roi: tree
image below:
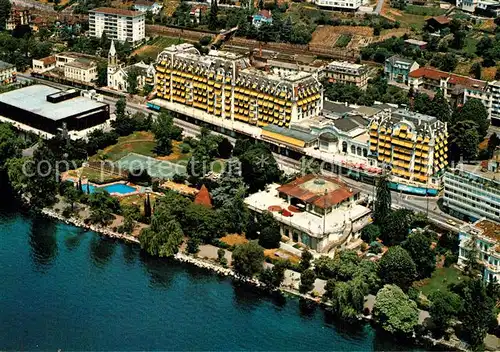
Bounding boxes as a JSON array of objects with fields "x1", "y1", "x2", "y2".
[
  {"x1": 257, "y1": 211, "x2": 281, "y2": 249},
  {"x1": 0, "y1": 0, "x2": 12, "y2": 30},
  {"x1": 453, "y1": 98, "x2": 489, "y2": 139},
  {"x1": 259, "y1": 261, "x2": 286, "y2": 289},
  {"x1": 139, "y1": 199, "x2": 184, "y2": 257},
  {"x1": 119, "y1": 204, "x2": 140, "y2": 234},
  {"x1": 63, "y1": 184, "x2": 80, "y2": 212},
  {"x1": 428, "y1": 90, "x2": 451, "y2": 123},
  {"x1": 402, "y1": 230, "x2": 436, "y2": 279},
  {"x1": 373, "y1": 284, "x2": 419, "y2": 336},
  {"x1": 0, "y1": 123, "x2": 20, "y2": 169},
  {"x1": 232, "y1": 241, "x2": 265, "y2": 277},
  {"x1": 328, "y1": 278, "x2": 366, "y2": 321},
  {"x1": 378, "y1": 246, "x2": 416, "y2": 291},
  {"x1": 239, "y1": 143, "x2": 281, "y2": 193},
  {"x1": 452, "y1": 30, "x2": 467, "y2": 49},
  {"x1": 449, "y1": 120, "x2": 480, "y2": 162},
  {"x1": 153, "y1": 111, "x2": 176, "y2": 155},
  {"x1": 454, "y1": 279, "x2": 496, "y2": 348},
  {"x1": 88, "y1": 190, "x2": 120, "y2": 225},
  {"x1": 115, "y1": 97, "x2": 127, "y2": 119},
  {"x1": 379, "y1": 209, "x2": 415, "y2": 246},
  {"x1": 413, "y1": 93, "x2": 432, "y2": 115},
  {"x1": 208, "y1": 0, "x2": 218, "y2": 30},
  {"x1": 126, "y1": 67, "x2": 141, "y2": 94},
  {"x1": 470, "y1": 62, "x2": 482, "y2": 80},
  {"x1": 299, "y1": 269, "x2": 316, "y2": 294},
  {"x1": 96, "y1": 62, "x2": 108, "y2": 87},
  {"x1": 373, "y1": 175, "x2": 391, "y2": 226},
  {"x1": 463, "y1": 233, "x2": 482, "y2": 277},
  {"x1": 211, "y1": 157, "x2": 245, "y2": 207},
  {"x1": 299, "y1": 249, "x2": 313, "y2": 271},
  {"x1": 217, "y1": 137, "x2": 233, "y2": 159},
  {"x1": 429, "y1": 290, "x2": 462, "y2": 335},
  {"x1": 361, "y1": 224, "x2": 380, "y2": 243}
]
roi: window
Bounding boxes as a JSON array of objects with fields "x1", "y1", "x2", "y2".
[{"x1": 350, "y1": 145, "x2": 355, "y2": 154}]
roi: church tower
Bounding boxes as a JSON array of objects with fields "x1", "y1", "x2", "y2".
[{"x1": 107, "y1": 40, "x2": 118, "y2": 88}]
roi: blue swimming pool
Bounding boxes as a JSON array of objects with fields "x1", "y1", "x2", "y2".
[{"x1": 77, "y1": 182, "x2": 136, "y2": 195}]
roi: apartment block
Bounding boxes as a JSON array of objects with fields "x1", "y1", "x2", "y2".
[
  {"x1": 64, "y1": 59, "x2": 98, "y2": 83},
  {"x1": 88, "y1": 8, "x2": 145, "y2": 47},
  {"x1": 154, "y1": 44, "x2": 323, "y2": 128},
  {"x1": 368, "y1": 109, "x2": 448, "y2": 185},
  {"x1": 443, "y1": 157, "x2": 500, "y2": 222},
  {"x1": 458, "y1": 219, "x2": 500, "y2": 283},
  {"x1": 384, "y1": 55, "x2": 419, "y2": 85},
  {"x1": 0, "y1": 61, "x2": 16, "y2": 85},
  {"x1": 323, "y1": 61, "x2": 369, "y2": 90},
  {"x1": 409, "y1": 67, "x2": 492, "y2": 119},
  {"x1": 315, "y1": 0, "x2": 363, "y2": 11},
  {"x1": 487, "y1": 80, "x2": 500, "y2": 126}
]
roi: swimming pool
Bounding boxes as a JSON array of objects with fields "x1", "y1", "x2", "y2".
[{"x1": 77, "y1": 182, "x2": 136, "y2": 195}]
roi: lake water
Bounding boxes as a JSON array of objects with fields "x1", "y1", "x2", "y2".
[{"x1": 0, "y1": 206, "x2": 416, "y2": 351}]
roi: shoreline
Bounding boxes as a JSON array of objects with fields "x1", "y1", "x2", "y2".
[{"x1": 39, "y1": 207, "x2": 474, "y2": 352}]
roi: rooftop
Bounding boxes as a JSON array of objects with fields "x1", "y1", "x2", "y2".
[
  {"x1": 0, "y1": 85, "x2": 107, "y2": 121},
  {"x1": 65, "y1": 58, "x2": 96, "y2": 70},
  {"x1": 0, "y1": 60, "x2": 14, "y2": 70},
  {"x1": 404, "y1": 39, "x2": 427, "y2": 46},
  {"x1": 323, "y1": 100, "x2": 354, "y2": 115},
  {"x1": 427, "y1": 15, "x2": 450, "y2": 25},
  {"x1": 475, "y1": 219, "x2": 500, "y2": 242},
  {"x1": 386, "y1": 55, "x2": 416, "y2": 66},
  {"x1": 409, "y1": 67, "x2": 487, "y2": 91},
  {"x1": 277, "y1": 174, "x2": 358, "y2": 209},
  {"x1": 89, "y1": 7, "x2": 144, "y2": 17},
  {"x1": 262, "y1": 124, "x2": 317, "y2": 143},
  {"x1": 37, "y1": 56, "x2": 56, "y2": 66}
]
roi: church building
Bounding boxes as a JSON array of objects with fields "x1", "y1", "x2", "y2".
[{"x1": 107, "y1": 40, "x2": 156, "y2": 93}]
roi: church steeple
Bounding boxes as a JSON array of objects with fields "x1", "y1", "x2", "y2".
[{"x1": 108, "y1": 40, "x2": 117, "y2": 67}]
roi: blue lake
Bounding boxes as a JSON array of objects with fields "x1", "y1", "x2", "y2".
[{"x1": 0, "y1": 207, "x2": 418, "y2": 351}]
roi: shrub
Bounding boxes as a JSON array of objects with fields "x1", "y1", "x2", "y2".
[{"x1": 172, "y1": 173, "x2": 187, "y2": 184}]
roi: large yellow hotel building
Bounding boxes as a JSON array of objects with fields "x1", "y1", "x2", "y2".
[
  {"x1": 369, "y1": 109, "x2": 448, "y2": 185},
  {"x1": 154, "y1": 44, "x2": 323, "y2": 128}
]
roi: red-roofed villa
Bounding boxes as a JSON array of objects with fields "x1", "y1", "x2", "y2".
[{"x1": 244, "y1": 174, "x2": 371, "y2": 253}]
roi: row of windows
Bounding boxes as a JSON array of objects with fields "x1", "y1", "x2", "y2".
[{"x1": 445, "y1": 192, "x2": 500, "y2": 217}]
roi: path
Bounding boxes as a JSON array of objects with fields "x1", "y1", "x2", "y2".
[{"x1": 374, "y1": 0, "x2": 384, "y2": 15}]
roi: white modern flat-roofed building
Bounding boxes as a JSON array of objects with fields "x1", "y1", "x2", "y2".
[
  {"x1": 488, "y1": 80, "x2": 500, "y2": 126},
  {"x1": 245, "y1": 174, "x2": 371, "y2": 253},
  {"x1": 88, "y1": 7, "x2": 145, "y2": 47},
  {"x1": 315, "y1": 0, "x2": 363, "y2": 10},
  {"x1": 458, "y1": 219, "x2": 500, "y2": 283},
  {"x1": 443, "y1": 158, "x2": 500, "y2": 222}
]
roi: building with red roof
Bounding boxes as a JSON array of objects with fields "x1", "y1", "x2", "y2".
[
  {"x1": 245, "y1": 174, "x2": 371, "y2": 253},
  {"x1": 409, "y1": 66, "x2": 492, "y2": 119},
  {"x1": 194, "y1": 185, "x2": 212, "y2": 208}
]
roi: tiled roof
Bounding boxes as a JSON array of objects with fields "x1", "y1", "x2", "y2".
[
  {"x1": 39, "y1": 56, "x2": 56, "y2": 65},
  {"x1": 257, "y1": 9, "x2": 272, "y2": 18},
  {"x1": 427, "y1": 16, "x2": 450, "y2": 25},
  {"x1": 90, "y1": 7, "x2": 143, "y2": 17},
  {"x1": 475, "y1": 219, "x2": 500, "y2": 242},
  {"x1": 277, "y1": 174, "x2": 357, "y2": 209},
  {"x1": 409, "y1": 67, "x2": 487, "y2": 91}
]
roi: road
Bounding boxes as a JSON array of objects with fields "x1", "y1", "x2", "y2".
[
  {"x1": 374, "y1": 0, "x2": 384, "y2": 15},
  {"x1": 19, "y1": 74, "x2": 465, "y2": 231}
]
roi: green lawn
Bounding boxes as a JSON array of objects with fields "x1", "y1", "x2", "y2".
[
  {"x1": 404, "y1": 5, "x2": 446, "y2": 16},
  {"x1": 91, "y1": 131, "x2": 157, "y2": 162},
  {"x1": 463, "y1": 35, "x2": 478, "y2": 56},
  {"x1": 132, "y1": 36, "x2": 184, "y2": 61},
  {"x1": 414, "y1": 267, "x2": 465, "y2": 297},
  {"x1": 67, "y1": 167, "x2": 124, "y2": 184},
  {"x1": 395, "y1": 13, "x2": 429, "y2": 30}
]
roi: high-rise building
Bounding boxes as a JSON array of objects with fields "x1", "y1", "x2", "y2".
[
  {"x1": 443, "y1": 155, "x2": 500, "y2": 222},
  {"x1": 368, "y1": 109, "x2": 448, "y2": 185},
  {"x1": 154, "y1": 44, "x2": 323, "y2": 128},
  {"x1": 487, "y1": 80, "x2": 500, "y2": 126},
  {"x1": 88, "y1": 8, "x2": 145, "y2": 47}
]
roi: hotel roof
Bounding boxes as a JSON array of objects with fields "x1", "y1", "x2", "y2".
[
  {"x1": 89, "y1": 7, "x2": 144, "y2": 17},
  {"x1": 277, "y1": 174, "x2": 358, "y2": 209},
  {"x1": 0, "y1": 60, "x2": 14, "y2": 70},
  {"x1": 0, "y1": 85, "x2": 107, "y2": 121},
  {"x1": 474, "y1": 219, "x2": 500, "y2": 242}
]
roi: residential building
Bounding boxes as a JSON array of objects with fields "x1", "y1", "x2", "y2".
[
  {"x1": 404, "y1": 39, "x2": 427, "y2": 50},
  {"x1": 6, "y1": 9, "x2": 30, "y2": 31},
  {"x1": 0, "y1": 85, "x2": 110, "y2": 139},
  {"x1": 315, "y1": 0, "x2": 363, "y2": 11},
  {"x1": 250, "y1": 49, "x2": 326, "y2": 78},
  {"x1": 456, "y1": 0, "x2": 478, "y2": 12},
  {"x1": 425, "y1": 16, "x2": 451, "y2": 31},
  {"x1": 457, "y1": 0, "x2": 500, "y2": 15},
  {"x1": 32, "y1": 56, "x2": 56, "y2": 73},
  {"x1": 384, "y1": 56, "x2": 419, "y2": 85},
  {"x1": 323, "y1": 61, "x2": 369, "y2": 90},
  {"x1": 0, "y1": 61, "x2": 16, "y2": 85},
  {"x1": 409, "y1": 67, "x2": 492, "y2": 120},
  {"x1": 251, "y1": 10, "x2": 272, "y2": 28},
  {"x1": 88, "y1": 7, "x2": 145, "y2": 47},
  {"x1": 368, "y1": 108, "x2": 448, "y2": 186},
  {"x1": 153, "y1": 44, "x2": 323, "y2": 128},
  {"x1": 487, "y1": 80, "x2": 500, "y2": 126},
  {"x1": 190, "y1": 5, "x2": 207, "y2": 24},
  {"x1": 133, "y1": 0, "x2": 163, "y2": 15},
  {"x1": 107, "y1": 41, "x2": 155, "y2": 92},
  {"x1": 443, "y1": 156, "x2": 500, "y2": 222},
  {"x1": 64, "y1": 59, "x2": 98, "y2": 83},
  {"x1": 245, "y1": 174, "x2": 371, "y2": 253},
  {"x1": 458, "y1": 219, "x2": 500, "y2": 283}
]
